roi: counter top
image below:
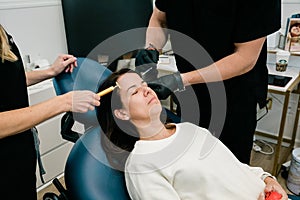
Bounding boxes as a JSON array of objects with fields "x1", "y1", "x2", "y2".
[
  {"x1": 27, "y1": 79, "x2": 53, "y2": 95},
  {"x1": 267, "y1": 64, "x2": 300, "y2": 92}
]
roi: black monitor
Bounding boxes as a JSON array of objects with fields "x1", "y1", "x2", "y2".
[{"x1": 61, "y1": 0, "x2": 153, "y2": 69}]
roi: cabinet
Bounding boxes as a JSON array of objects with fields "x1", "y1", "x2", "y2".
[{"x1": 28, "y1": 80, "x2": 73, "y2": 188}]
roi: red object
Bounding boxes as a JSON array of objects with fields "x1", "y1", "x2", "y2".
[{"x1": 265, "y1": 191, "x2": 282, "y2": 200}]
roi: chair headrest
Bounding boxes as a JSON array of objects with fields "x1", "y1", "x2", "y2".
[{"x1": 53, "y1": 57, "x2": 112, "y2": 126}]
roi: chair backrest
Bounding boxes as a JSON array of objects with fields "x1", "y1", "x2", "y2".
[
  {"x1": 53, "y1": 57, "x2": 130, "y2": 200},
  {"x1": 53, "y1": 57, "x2": 111, "y2": 126},
  {"x1": 65, "y1": 127, "x2": 130, "y2": 200}
]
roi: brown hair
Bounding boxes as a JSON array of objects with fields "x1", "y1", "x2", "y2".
[
  {"x1": 96, "y1": 68, "x2": 139, "y2": 171},
  {"x1": 0, "y1": 24, "x2": 18, "y2": 63}
]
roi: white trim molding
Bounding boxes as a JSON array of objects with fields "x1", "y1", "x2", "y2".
[
  {"x1": 283, "y1": 0, "x2": 300, "y2": 4},
  {"x1": 0, "y1": 0, "x2": 61, "y2": 10}
]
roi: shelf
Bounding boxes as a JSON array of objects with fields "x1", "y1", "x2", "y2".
[{"x1": 268, "y1": 48, "x2": 300, "y2": 56}]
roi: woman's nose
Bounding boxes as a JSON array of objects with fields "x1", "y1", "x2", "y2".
[{"x1": 142, "y1": 86, "x2": 150, "y2": 96}]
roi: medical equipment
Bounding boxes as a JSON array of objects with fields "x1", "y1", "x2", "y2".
[{"x1": 97, "y1": 82, "x2": 120, "y2": 96}]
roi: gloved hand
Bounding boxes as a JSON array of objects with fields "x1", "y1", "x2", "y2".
[
  {"x1": 135, "y1": 49, "x2": 159, "y2": 82},
  {"x1": 148, "y1": 72, "x2": 185, "y2": 100}
]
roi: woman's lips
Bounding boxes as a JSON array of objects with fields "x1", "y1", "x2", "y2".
[{"x1": 148, "y1": 97, "x2": 157, "y2": 104}]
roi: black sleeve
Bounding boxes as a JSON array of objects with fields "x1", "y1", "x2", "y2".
[
  {"x1": 155, "y1": 0, "x2": 167, "y2": 12},
  {"x1": 233, "y1": 0, "x2": 281, "y2": 43}
]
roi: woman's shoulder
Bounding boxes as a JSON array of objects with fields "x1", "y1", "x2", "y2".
[{"x1": 177, "y1": 122, "x2": 211, "y2": 134}]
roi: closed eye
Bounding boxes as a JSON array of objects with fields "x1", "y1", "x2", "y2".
[
  {"x1": 132, "y1": 90, "x2": 138, "y2": 95},
  {"x1": 127, "y1": 80, "x2": 147, "y2": 95}
]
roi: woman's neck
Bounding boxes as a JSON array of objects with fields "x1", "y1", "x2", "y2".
[{"x1": 137, "y1": 121, "x2": 175, "y2": 141}]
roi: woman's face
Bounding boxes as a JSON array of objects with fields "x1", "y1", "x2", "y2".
[
  {"x1": 291, "y1": 24, "x2": 300, "y2": 37},
  {"x1": 116, "y1": 73, "x2": 161, "y2": 123}
]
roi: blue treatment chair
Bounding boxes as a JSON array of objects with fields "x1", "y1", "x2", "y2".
[{"x1": 43, "y1": 57, "x2": 130, "y2": 200}]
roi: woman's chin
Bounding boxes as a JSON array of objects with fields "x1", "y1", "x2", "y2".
[{"x1": 149, "y1": 104, "x2": 162, "y2": 117}]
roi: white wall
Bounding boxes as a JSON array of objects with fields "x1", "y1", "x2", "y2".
[
  {"x1": 282, "y1": 0, "x2": 300, "y2": 29},
  {"x1": 0, "y1": 0, "x2": 67, "y2": 64}
]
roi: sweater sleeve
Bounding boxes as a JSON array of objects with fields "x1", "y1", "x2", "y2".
[
  {"x1": 125, "y1": 170, "x2": 180, "y2": 200},
  {"x1": 240, "y1": 163, "x2": 274, "y2": 182}
]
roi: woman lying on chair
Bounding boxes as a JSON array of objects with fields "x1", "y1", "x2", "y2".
[{"x1": 96, "y1": 68, "x2": 288, "y2": 200}]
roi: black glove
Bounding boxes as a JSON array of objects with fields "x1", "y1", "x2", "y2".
[
  {"x1": 148, "y1": 72, "x2": 185, "y2": 100},
  {"x1": 135, "y1": 49, "x2": 159, "y2": 82}
]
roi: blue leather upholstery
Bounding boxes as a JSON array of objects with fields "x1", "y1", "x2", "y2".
[
  {"x1": 52, "y1": 57, "x2": 130, "y2": 200},
  {"x1": 53, "y1": 57, "x2": 111, "y2": 95},
  {"x1": 53, "y1": 57, "x2": 112, "y2": 126},
  {"x1": 65, "y1": 127, "x2": 130, "y2": 200}
]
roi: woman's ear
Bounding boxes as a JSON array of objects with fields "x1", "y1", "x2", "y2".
[{"x1": 114, "y1": 109, "x2": 130, "y2": 120}]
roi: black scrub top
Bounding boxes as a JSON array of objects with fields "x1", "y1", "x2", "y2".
[
  {"x1": 155, "y1": 0, "x2": 281, "y2": 108},
  {"x1": 0, "y1": 32, "x2": 36, "y2": 193}
]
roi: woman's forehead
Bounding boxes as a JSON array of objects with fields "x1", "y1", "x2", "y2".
[{"x1": 118, "y1": 73, "x2": 143, "y2": 89}]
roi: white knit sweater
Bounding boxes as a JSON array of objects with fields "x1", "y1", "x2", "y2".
[{"x1": 125, "y1": 122, "x2": 270, "y2": 200}]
